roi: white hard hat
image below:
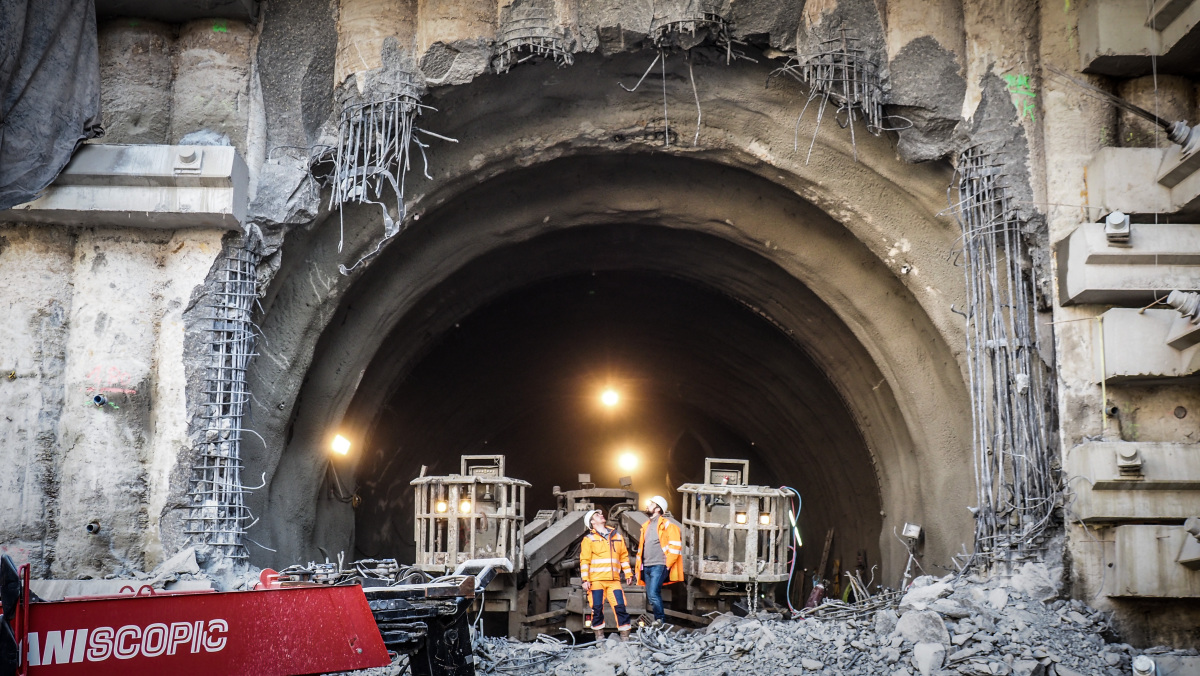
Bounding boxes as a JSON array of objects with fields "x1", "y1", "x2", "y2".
[
  {"x1": 648, "y1": 496, "x2": 668, "y2": 513},
  {"x1": 584, "y1": 509, "x2": 602, "y2": 529}
]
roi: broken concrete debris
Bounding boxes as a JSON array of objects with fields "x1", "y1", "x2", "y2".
[{"x1": 458, "y1": 574, "x2": 1196, "y2": 676}]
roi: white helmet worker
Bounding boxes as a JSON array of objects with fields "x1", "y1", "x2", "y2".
[
  {"x1": 584, "y1": 509, "x2": 603, "y2": 530},
  {"x1": 647, "y1": 496, "x2": 668, "y2": 514}
]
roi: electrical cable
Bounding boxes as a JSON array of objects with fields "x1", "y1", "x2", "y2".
[{"x1": 779, "y1": 485, "x2": 803, "y2": 614}]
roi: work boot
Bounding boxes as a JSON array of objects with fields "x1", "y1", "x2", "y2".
[
  {"x1": 593, "y1": 628, "x2": 606, "y2": 642},
  {"x1": 652, "y1": 619, "x2": 664, "y2": 628},
  {"x1": 619, "y1": 629, "x2": 630, "y2": 641}
]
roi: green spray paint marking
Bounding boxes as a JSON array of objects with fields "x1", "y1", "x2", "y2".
[
  {"x1": 213, "y1": 20, "x2": 229, "y2": 33},
  {"x1": 1003, "y1": 73, "x2": 1038, "y2": 122}
]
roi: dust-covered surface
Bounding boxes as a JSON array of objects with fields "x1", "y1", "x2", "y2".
[{"x1": 464, "y1": 573, "x2": 1198, "y2": 676}]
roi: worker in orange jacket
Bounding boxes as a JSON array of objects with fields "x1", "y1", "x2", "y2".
[
  {"x1": 635, "y1": 495, "x2": 684, "y2": 626},
  {"x1": 579, "y1": 509, "x2": 633, "y2": 641}
]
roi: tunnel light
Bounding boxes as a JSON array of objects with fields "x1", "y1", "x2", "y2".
[
  {"x1": 435, "y1": 500, "x2": 448, "y2": 513},
  {"x1": 759, "y1": 513, "x2": 771, "y2": 526},
  {"x1": 618, "y1": 451, "x2": 639, "y2": 472},
  {"x1": 331, "y1": 434, "x2": 351, "y2": 456},
  {"x1": 601, "y1": 388, "x2": 620, "y2": 407},
  {"x1": 459, "y1": 500, "x2": 473, "y2": 514},
  {"x1": 735, "y1": 512, "x2": 748, "y2": 525}
]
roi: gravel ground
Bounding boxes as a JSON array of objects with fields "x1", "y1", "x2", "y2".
[{"x1": 463, "y1": 569, "x2": 1196, "y2": 676}]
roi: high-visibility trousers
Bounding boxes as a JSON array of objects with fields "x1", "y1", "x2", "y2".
[{"x1": 588, "y1": 579, "x2": 631, "y2": 631}]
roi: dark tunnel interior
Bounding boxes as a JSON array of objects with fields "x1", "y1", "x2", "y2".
[{"x1": 348, "y1": 242, "x2": 884, "y2": 575}]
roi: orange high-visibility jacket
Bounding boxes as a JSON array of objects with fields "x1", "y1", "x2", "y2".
[
  {"x1": 579, "y1": 528, "x2": 634, "y2": 583},
  {"x1": 636, "y1": 516, "x2": 685, "y2": 585}
]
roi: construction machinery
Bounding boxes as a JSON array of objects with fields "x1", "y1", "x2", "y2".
[
  {"x1": 0, "y1": 455, "x2": 797, "y2": 675},
  {"x1": 413, "y1": 460, "x2": 653, "y2": 639},
  {"x1": 410, "y1": 455, "x2": 530, "y2": 636},
  {"x1": 517, "y1": 474, "x2": 651, "y2": 638},
  {"x1": 675, "y1": 458, "x2": 793, "y2": 616},
  {"x1": 0, "y1": 552, "x2": 502, "y2": 676},
  {"x1": 414, "y1": 456, "x2": 793, "y2": 638}
]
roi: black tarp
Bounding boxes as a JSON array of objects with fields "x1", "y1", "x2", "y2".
[{"x1": 0, "y1": 0, "x2": 102, "y2": 210}]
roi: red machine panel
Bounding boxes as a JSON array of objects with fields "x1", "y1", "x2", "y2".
[{"x1": 20, "y1": 585, "x2": 390, "y2": 676}]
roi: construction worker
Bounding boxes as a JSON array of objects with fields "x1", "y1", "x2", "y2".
[
  {"x1": 579, "y1": 508, "x2": 634, "y2": 641},
  {"x1": 635, "y1": 495, "x2": 683, "y2": 626}
]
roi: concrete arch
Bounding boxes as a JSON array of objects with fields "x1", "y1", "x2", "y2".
[{"x1": 243, "y1": 53, "x2": 972, "y2": 579}]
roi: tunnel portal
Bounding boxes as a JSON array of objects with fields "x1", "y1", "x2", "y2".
[
  {"x1": 251, "y1": 147, "x2": 972, "y2": 589},
  {"x1": 352, "y1": 257, "x2": 882, "y2": 572}
]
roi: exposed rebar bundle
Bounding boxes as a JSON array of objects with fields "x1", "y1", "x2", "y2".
[
  {"x1": 185, "y1": 248, "x2": 260, "y2": 561},
  {"x1": 650, "y1": 3, "x2": 732, "y2": 55},
  {"x1": 619, "y1": 1, "x2": 742, "y2": 148},
  {"x1": 328, "y1": 71, "x2": 421, "y2": 268},
  {"x1": 949, "y1": 146, "x2": 1058, "y2": 567},
  {"x1": 770, "y1": 29, "x2": 894, "y2": 163},
  {"x1": 325, "y1": 68, "x2": 458, "y2": 274},
  {"x1": 493, "y1": 1, "x2": 573, "y2": 73}
]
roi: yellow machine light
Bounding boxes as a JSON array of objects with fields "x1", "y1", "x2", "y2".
[
  {"x1": 735, "y1": 512, "x2": 748, "y2": 524},
  {"x1": 435, "y1": 500, "x2": 448, "y2": 513},
  {"x1": 759, "y1": 513, "x2": 771, "y2": 526},
  {"x1": 618, "y1": 451, "x2": 638, "y2": 472},
  {"x1": 601, "y1": 389, "x2": 620, "y2": 407},
  {"x1": 459, "y1": 500, "x2": 473, "y2": 513},
  {"x1": 331, "y1": 434, "x2": 351, "y2": 455}
]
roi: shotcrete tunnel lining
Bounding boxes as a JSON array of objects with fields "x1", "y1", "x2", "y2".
[
  {"x1": 245, "y1": 148, "x2": 974, "y2": 585},
  {"x1": 350, "y1": 262, "x2": 884, "y2": 570}
]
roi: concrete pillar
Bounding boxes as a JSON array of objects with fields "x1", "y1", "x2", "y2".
[
  {"x1": 48, "y1": 228, "x2": 226, "y2": 576},
  {"x1": 97, "y1": 19, "x2": 174, "y2": 144},
  {"x1": 417, "y1": 0, "x2": 496, "y2": 85},
  {"x1": 884, "y1": 0, "x2": 967, "y2": 161},
  {"x1": 0, "y1": 227, "x2": 75, "y2": 577},
  {"x1": 417, "y1": 0, "x2": 496, "y2": 54},
  {"x1": 334, "y1": 0, "x2": 419, "y2": 89},
  {"x1": 170, "y1": 19, "x2": 253, "y2": 155},
  {"x1": 1116, "y1": 75, "x2": 1197, "y2": 148},
  {"x1": 885, "y1": 0, "x2": 965, "y2": 61},
  {"x1": 494, "y1": 0, "x2": 572, "y2": 72}
]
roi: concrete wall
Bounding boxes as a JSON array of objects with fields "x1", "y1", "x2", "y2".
[
  {"x1": 0, "y1": 224, "x2": 225, "y2": 577},
  {"x1": 97, "y1": 18, "x2": 254, "y2": 155},
  {"x1": 1039, "y1": 0, "x2": 1200, "y2": 649}
]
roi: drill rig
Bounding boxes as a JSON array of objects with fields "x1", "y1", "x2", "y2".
[
  {"x1": 412, "y1": 456, "x2": 793, "y2": 637},
  {"x1": 676, "y1": 458, "x2": 793, "y2": 616}
]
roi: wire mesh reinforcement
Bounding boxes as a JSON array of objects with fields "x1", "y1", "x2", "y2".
[
  {"x1": 185, "y1": 248, "x2": 259, "y2": 561},
  {"x1": 769, "y1": 29, "x2": 898, "y2": 163},
  {"x1": 949, "y1": 146, "x2": 1058, "y2": 568}
]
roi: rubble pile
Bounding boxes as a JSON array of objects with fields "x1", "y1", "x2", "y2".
[{"x1": 470, "y1": 572, "x2": 1197, "y2": 676}]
